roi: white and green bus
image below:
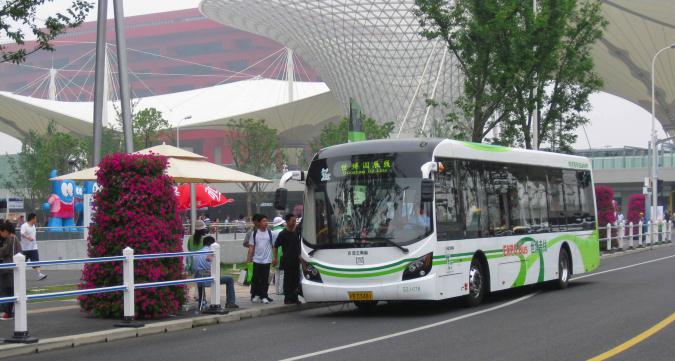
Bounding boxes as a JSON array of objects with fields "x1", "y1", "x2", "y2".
[{"x1": 275, "y1": 139, "x2": 599, "y2": 308}]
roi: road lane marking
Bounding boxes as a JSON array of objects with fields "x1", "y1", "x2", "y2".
[
  {"x1": 573, "y1": 253, "x2": 675, "y2": 280},
  {"x1": 587, "y1": 312, "x2": 675, "y2": 361},
  {"x1": 279, "y1": 292, "x2": 538, "y2": 361}
]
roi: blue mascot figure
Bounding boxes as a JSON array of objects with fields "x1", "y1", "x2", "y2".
[{"x1": 43, "y1": 170, "x2": 77, "y2": 232}]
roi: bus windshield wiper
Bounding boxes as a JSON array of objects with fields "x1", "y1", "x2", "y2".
[{"x1": 344, "y1": 236, "x2": 409, "y2": 254}]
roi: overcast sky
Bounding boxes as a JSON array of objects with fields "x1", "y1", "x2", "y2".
[{"x1": 0, "y1": 0, "x2": 665, "y2": 153}]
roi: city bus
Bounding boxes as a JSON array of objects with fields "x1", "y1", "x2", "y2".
[{"x1": 274, "y1": 139, "x2": 599, "y2": 308}]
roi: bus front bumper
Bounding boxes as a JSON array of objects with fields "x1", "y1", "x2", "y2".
[{"x1": 301, "y1": 274, "x2": 438, "y2": 302}]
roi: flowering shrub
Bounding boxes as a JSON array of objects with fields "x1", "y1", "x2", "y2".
[
  {"x1": 627, "y1": 194, "x2": 645, "y2": 224},
  {"x1": 78, "y1": 153, "x2": 185, "y2": 319},
  {"x1": 595, "y1": 185, "x2": 616, "y2": 248}
]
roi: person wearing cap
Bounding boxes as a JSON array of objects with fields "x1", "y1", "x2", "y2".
[
  {"x1": 271, "y1": 216, "x2": 286, "y2": 295},
  {"x1": 186, "y1": 220, "x2": 208, "y2": 303},
  {"x1": 193, "y1": 236, "x2": 239, "y2": 310}
]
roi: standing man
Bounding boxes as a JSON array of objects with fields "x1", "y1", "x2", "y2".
[
  {"x1": 274, "y1": 214, "x2": 302, "y2": 304},
  {"x1": 246, "y1": 215, "x2": 276, "y2": 304},
  {"x1": 20, "y1": 213, "x2": 46, "y2": 280}
]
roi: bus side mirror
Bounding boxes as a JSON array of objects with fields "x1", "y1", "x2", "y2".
[
  {"x1": 274, "y1": 188, "x2": 288, "y2": 210},
  {"x1": 421, "y1": 179, "x2": 434, "y2": 202}
]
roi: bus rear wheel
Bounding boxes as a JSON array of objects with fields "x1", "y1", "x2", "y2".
[
  {"x1": 464, "y1": 258, "x2": 486, "y2": 307},
  {"x1": 556, "y1": 247, "x2": 571, "y2": 289}
]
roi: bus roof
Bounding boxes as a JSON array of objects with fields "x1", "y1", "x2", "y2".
[
  {"x1": 316, "y1": 138, "x2": 591, "y2": 171},
  {"x1": 434, "y1": 139, "x2": 591, "y2": 170}
]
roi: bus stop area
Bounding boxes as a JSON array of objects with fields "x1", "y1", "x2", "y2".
[{"x1": 0, "y1": 269, "x2": 321, "y2": 359}]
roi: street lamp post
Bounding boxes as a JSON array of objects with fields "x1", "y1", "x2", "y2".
[
  {"x1": 650, "y1": 43, "x2": 675, "y2": 230},
  {"x1": 176, "y1": 115, "x2": 192, "y2": 148}
]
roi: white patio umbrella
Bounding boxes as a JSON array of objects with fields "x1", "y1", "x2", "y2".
[{"x1": 52, "y1": 143, "x2": 270, "y2": 233}]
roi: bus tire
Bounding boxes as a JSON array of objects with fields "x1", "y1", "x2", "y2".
[
  {"x1": 354, "y1": 301, "x2": 378, "y2": 312},
  {"x1": 464, "y1": 257, "x2": 487, "y2": 307},
  {"x1": 556, "y1": 246, "x2": 571, "y2": 289}
]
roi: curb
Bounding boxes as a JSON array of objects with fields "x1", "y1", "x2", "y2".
[
  {"x1": 600, "y1": 242, "x2": 673, "y2": 259},
  {"x1": 0, "y1": 302, "x2": 333, "y2": 359}
]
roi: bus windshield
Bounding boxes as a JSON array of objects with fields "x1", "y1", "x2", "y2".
[{"x1": 302, "y1": 153, "x2": 433, "y2": 249}]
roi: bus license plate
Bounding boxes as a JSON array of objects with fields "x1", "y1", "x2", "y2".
[{"x1": 348, "y1": 291, "x2": 373, "y2": 301}]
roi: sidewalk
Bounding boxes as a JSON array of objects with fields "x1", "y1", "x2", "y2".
[{"x1": 3, "y1": 273, "x2": 303, "y2": 344}]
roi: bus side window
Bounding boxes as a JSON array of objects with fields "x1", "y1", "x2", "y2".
[
  {"x1": 547, "y1": 169, "x2": 567, "y2": 232},
  {"x1": 459, "y1": 160, "x2": 488, "y2": 238},
  {"x1": 434, "y1": 160, "x2": 463, "y2": 240},
  {"x1": 577, "y1": 171, "x2": 596, "y2": 229},
  {"x1": 563, "y1": 170, "x2": 583, "y2": 231},
  {"x1": 483, "y1": 163, "x2": 511, "y2": 237}
]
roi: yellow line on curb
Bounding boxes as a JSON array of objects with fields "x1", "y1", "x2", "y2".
[{"x1": 588, "y1": 312, "x2": 675, "y2": 361}]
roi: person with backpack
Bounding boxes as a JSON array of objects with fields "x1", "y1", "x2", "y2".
[{"x1": 246, "y1": 215, "x2": 277, "y2": 304}]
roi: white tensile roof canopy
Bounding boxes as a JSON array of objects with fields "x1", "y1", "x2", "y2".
[
  {"x1": 0, "y1": 78, "x2": 342, "y2": 144},
  {"x1": 200, "y1": 0, "x2": 675, "y2": 135}
]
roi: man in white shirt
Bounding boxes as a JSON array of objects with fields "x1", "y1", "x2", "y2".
[
  {"x1": 246, "y1": 215, "x2": 277, "y2": 304},
  {"x1": 20, "y1": 213, "x2": 46, "y2": 280}
]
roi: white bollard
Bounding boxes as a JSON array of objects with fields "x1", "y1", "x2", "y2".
[
  {"x1": 628, "y1": 222, "x2": 634, "y2": 249},
  {"x1": 5, "y1": 253, "x2": 37, "y2": 344},
  {"x1": 638, "y1": 220, "x2": 644, "y2": 247},
  {"x1": 203, "y1": 242, "x2": 227, "y2": 314},
  {"x1": 648, "y1": 221, "x2": 654, "y2": 246},
  {"x1": 115, "y1": 247, "x2": 143, "y2": 327},
  {"x1": 606, "y1": 223, "x2": 612, "y2": 251}
]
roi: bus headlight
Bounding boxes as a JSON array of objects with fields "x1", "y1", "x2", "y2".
[
  {"x1": 302, "y1": 259, "x2": 323, "y2": 283},
  {"x1": 402, "y1": 253, "x2": 433, "y2": 281}
]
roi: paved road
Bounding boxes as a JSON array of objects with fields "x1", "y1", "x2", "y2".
[{"x1": 12, "y1": 245, "x2": 675, "y2": 361}]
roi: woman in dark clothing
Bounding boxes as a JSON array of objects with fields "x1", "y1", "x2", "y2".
[{"x1": 0, "y1": 220, "x2": 22, "y2": 320}]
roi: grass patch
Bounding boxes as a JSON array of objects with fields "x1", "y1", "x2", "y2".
[{"x1": 221, "y1": 262, "x2": 247, "y2": 275}]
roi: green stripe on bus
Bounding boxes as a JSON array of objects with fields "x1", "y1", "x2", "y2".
[{"x1": 310, "y1": 258, "x2": 416, "y2": 273}]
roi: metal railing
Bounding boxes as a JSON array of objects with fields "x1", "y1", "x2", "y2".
[
  {"x1": 182, "y1": 222, "x2": 254, "y2": 240},
  {"x1": 0, "y1": 244, "x2": 227, "y2": 344},
  {"x1": 599, "y1": 220, "x2": 673, "y2": 252}
]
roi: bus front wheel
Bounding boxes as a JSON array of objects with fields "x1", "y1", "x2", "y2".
[{"x1": 464, "y1": 258, "x2": 486, "y2": 307}]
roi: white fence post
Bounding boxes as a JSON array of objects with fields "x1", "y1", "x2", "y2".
[
  {"x1": 628, "y1": 222, "x2": 634, "y2": 249},
  {"x1": 638, "y1": 220, "x2": 644, "y2": 247},
  {"x1": 5, "y1": 253, "x2": 37, "y2": 344},
  {"x1": 648, "y1": 221, "x2": 654, "y2": 246},
  {"x1": 203, "y1": 242, "x2": 227, "y2": 314},
  {"x1": 617, "y1": 222, "x2": 625, "y2": 250},
  {"x1": 115, "y1": 247, "x2": 143, "y2": 327},
  {"x1": 606, "y1": 223, "x2": 612, "y2": 251}
]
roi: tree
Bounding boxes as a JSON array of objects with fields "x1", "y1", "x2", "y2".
[
  {"x1": 310, "y1": 116, "x2": 395, "y2": 152},
  {"x1": 1, "y1": 0, "x2": 93, "y2": 64},
  {"x1": 131, "y1": 108, "x2": 170, "y2": 149},
  {"x1": 414, "y1": 0, "x2": 606, "y2": 149},
  {"x1": 3, "y1": 120, "x2": 86, "y2": 215},
  {"x1": 114, "y1": 105, "x2": 171, "y2": 150},
  {"x1": 226, "y1": 119, "x2": 283, "y2": 217}
]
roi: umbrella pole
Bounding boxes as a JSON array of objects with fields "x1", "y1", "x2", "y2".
[{"x1": 190, "y1": 183, "x2": 197, "y2": 234}]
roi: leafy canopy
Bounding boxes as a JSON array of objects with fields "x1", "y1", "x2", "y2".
[
  {"x1": 1, "y1": 0, "x2": 93, "y2": 64},
  {"x1": 415, "y1": 0, "x2": 606, "y2": 150}
]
